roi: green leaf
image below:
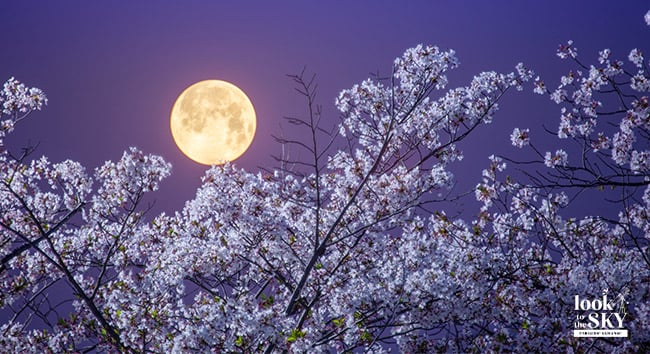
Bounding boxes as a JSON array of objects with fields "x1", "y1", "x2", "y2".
[
  {"x1": 360, "y1": 331, "x2": 373, "y2": 342},
  {"x1": 332, "y1": 317, "x2": 345, "y2": 327},
  {"x1": 234, "y1": 335, "x2": 245, "y2": 347},
  {"x1": 287, "y1": 329, "x2": 305, "y2": 343}
]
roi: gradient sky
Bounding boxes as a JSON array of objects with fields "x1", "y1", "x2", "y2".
[{"x1": 1, "y1": 1, "x2": 648, "y2": 215}]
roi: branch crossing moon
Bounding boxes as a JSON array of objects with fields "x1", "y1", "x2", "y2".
[{"x1": 170, "y1": 80, "x2": 256, "y2": 165}]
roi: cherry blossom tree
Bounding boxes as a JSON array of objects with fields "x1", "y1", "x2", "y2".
[
  {"x1": 1, "y1": 77, "x2": 172, "y2": 351},
  {"x1": 468, "y1": 40, "x2": 650, "y2": 352},
  {"x1": 1, "y1": 21, "x2": 649, "y2": 353}
]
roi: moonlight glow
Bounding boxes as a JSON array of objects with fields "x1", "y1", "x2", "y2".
[{"x1": 170, "y1": 80, "x2": 256, "y2": 165}]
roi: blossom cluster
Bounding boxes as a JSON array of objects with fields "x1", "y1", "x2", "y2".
[
  {"x1": 510, "y1": 127, "x2": 530, "y2": 148},
  {"x1": 1, "y1": 77, "x2": 47, "y2": 118},
  {"x1": 470, "y1": 30, "x2": 650, "y2": 352},
  {"x1": 536, "y1": 39, "x2": 650, "y2": 178}
]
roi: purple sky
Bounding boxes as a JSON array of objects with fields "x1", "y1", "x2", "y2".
[{"x1": 1, "y1": 1, "x2": 648, "y2": 215}]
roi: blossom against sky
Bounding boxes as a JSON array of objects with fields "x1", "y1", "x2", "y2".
[{"x1": 0, "y1": 1, "x2": 647, "y2": 213}]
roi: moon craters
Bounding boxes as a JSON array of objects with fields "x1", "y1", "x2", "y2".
[{"x1": 170, "y1": 80, "x2": 257, "y2": 165}]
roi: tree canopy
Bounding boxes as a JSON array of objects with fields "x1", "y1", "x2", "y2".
[{"x1": 1, "y1": 20, "x2": 649, "y2": 353}]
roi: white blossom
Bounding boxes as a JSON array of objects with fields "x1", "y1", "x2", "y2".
[
  {"x1": 629, "y1": 48, "x2": 644, "y2": 68},
  {"x1": 510, "y1": 127, "x2": 530, "y2": 148},
  {"x1": 544, "y1": 149, "x2": 568, "y2": 168}
]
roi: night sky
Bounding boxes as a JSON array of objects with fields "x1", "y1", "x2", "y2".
[{"x1": 1, "y1": 1, "x2": 648, "y2": 215}]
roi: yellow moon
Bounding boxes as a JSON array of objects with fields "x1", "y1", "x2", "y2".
[{"x1": 170, "y1": 80, "x2": 256, "y2": 165}]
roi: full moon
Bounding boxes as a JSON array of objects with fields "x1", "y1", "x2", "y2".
[{"x1": 170, "y1": 80, "x2": 256, "y2": 165}]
